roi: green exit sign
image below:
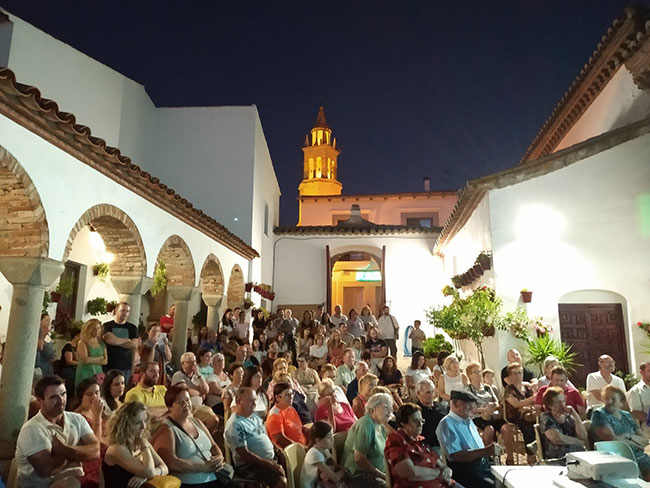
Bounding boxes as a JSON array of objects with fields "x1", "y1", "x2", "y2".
[{"x1": 356, "y1": 271, "x2": 381, "y2": 281}]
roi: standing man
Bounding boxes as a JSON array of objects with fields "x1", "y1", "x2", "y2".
[
  {"x1": 436, "y1": 390, "x2": 496, "y2": 488},
  {"x1": 102, "y1": 302, "x2": 138, "y2": 386},
  {"x1": 586, "y1": 354, "x2": 626, "y2": 411},
  {"x1": 377, "y1": 305, "x2": 399, "y2": 358},
  {"x1": 279, "y1": 309, "x2": 299, "y2": 359},
  {"x1": 409, "y1": 320, "x2": 426, "y2": 355},
  {"x1": 15, "y1": 375, "x2": 100, "y2": 487},
  {"x1": 225, "y1": 387, "x2": 287, "y2": 488}
]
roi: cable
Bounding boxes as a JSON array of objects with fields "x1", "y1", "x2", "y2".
[{"x1": 500, "y1": 467, "x2": 519, "y2": 488}]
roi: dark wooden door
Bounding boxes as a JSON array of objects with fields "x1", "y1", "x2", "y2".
[{"x1": 558, "y1": 303, "x2": 628, "y2": 387}]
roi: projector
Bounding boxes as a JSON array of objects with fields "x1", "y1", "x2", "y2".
[{"x1": 567, "y1": 451, "x2": 638, "y2": 481}]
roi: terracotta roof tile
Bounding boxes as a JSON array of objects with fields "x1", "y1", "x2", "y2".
[
  {"x1": 0, "y1": 67, "x2": 259, "y2": 259},
  {"x1": 521, "y1": 6, "x2": 650, "y2": 163}
]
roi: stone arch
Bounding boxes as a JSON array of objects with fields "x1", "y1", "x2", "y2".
[
  {"x1": 199, "y1": 253, "x2": 225, "y2": 296},
  {"x1": 0, "y1": 145, "x2": 49, "y2": 257},
  {"x1": 63, "y1": 204, "x2": 146, "y2": 276},
  {"x1": 226, "y1": 264, "x2": 245, "y2": 307},
  {"x1": 156, "y1": 235, "x2": 195, "y2": 287}
]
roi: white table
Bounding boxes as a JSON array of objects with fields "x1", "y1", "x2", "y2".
[{"x1": 491, "y1": 465, "x2": 650, "y2": 488}]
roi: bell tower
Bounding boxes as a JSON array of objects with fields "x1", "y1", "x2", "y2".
[{"x1": 298, "y1": 107, "x2": 343, "y2": 197}]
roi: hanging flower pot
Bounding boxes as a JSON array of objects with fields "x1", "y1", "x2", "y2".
[
  {"x1": 476, "y1": 252, "x2": 492, "y2": 271},
  {"x1": 468, "y1": 268, "x2": 477, "y2": 279},
  {"x1": 521, "y1": 290, "x2": 533, "y2": 303},
  {"x1": 472, "y1": 264, "x2": 484, "y2": 277},
  {"x1": 451, "y1": 275, "x2": 463, "y2": 289},
  {"x1": 483, "y1": 325, "x2": 496, "y2": 337},
  {"x1": 245, "y1": 283, "x2": 253, "y2": 292},
  {"x1": 50, "y1": 291, "x2": 62, "y2": 303}
]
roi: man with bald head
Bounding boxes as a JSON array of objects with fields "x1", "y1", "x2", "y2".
[
  {"x1": 627, "y1": 361, "x2": 650, "y2": 434},
  {"x1": 500, "y1": 348, "x2": 537, "y2": 387},
  {"x1": 586, "y1": 354, "x2": 626, "y2": 410}
]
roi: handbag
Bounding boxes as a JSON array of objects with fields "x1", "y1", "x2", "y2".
[
  {"x1": 143, "y1": 475, "x2": 181, "y2": 488},
  {"x1": 389, "y1": 315, "x2": 399, "y2": 341}
]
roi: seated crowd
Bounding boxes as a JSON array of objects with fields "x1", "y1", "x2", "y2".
[{"x1": 14, "y1": 301, "x2": 650, "y2": 487}]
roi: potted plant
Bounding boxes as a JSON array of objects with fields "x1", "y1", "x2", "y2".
[
  {"x1": 150, "y1": 261, "x2": 168, "y2": 297},
  {"x1": 441, "y1": 285, "x2": 457, "y2": 297},
  {"x1": 526, "y1": 333, "x2": 579, "y2": 375},
  {"x1": 520, "y1": 288, "x2": 533, "y2": 303},
  {"x1": 243, "y1": 297, "x2": 254, "y2": 310},
  {"x1": 245, "y1": 282, "x2": 255, "y2": 292},
  {"x1": 86, "y1": 297, "x2": 108, "y2": 316},
  {"x1": 92, "y1": 262, "x2": 110, "y2": 281},
  {"x1": 106, "y1": 300, "x2": 118, "y2": 314},
  {"x1": 422, "y1": 334, "x2": 454, "y2": 370},
  {"x1": 472, "y1": 262, "x2": 484, "y2": 277},
  {"x1": 451, "y1": 275, "x2": 463, "y2": 289},
  {"x1": 476, "y1": 252, "x2": 492, "y2": 271}
]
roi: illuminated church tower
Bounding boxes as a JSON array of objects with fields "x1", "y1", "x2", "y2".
[{"x1": 298, "y1": 107, "x2": 342, "y2": 196}]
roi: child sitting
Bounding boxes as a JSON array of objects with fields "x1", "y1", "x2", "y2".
[{"x1": 301, "y1": 421, "x2": 347, "y2": 488}]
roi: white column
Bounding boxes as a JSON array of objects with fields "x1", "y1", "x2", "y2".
[
  {"x1": 202, "y1": 294, "x2": 223, "y2": 332},
  {"x1": 168, "y1": 285, "x2": 195, "y2": 367}
]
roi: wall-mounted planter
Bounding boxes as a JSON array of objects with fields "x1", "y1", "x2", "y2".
[
  {"x1": 521, "y1": 290, "x2": 533, "y2": 303},
  {"x1": 472, "y1": 264, "x2": 484, "y2": 276}
]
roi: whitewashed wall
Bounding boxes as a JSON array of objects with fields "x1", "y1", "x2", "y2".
[
  {"x1": 0, "y1": 114, "x2": 251, "y2": 339},
  {"x1": 251, "y1": 112, "x2": 281, "y2": 288},
  {"x1": 555, "y1": 67, "x2": 650, "y2": 152},
  {"x1": 273, "y1": 233, "x2": 441, "y2": 351}
]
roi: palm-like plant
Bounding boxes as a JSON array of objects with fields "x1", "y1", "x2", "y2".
[{"x1": 526, "y1": 333, "x2": 580, "y2": 375}]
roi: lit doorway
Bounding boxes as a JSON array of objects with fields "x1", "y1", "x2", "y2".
[{"x1": 328, "y1": 249, "x2": 384, "y2": 316}]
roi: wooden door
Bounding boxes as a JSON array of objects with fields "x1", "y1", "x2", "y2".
[
  {"x1": 343, "y1": 287, "x2": 364, "y2": 317},
  {"x1": 558, "y1": 303, "x2": 628, "y2": 387}
]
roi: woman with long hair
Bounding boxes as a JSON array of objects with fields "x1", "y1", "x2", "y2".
[
  {"x1": 252, "y1": 308, "x2": 268, "y2": 340},
  {"x1": 36, "y1": 313, "x2": 56, "y2": 377},
  {"x1": 76, "y1": 318, "x2": 107, "y2": 387},
  {"x1": 297, "y1": 327, "x2": 314, "y2": 356},
  {"x1": 104, "y1": 402, "x2": 174, "y2": 487},
  {"x1": 298, "y1": 309, "x2": 316, "y2": 338},
  {"x1": 153, "y1": 384, "x2": 228, "y2": 487},
  {"x1": 101, "y1": 369, "x2": 126, "y2": 417},
  {"x1": 220, "y1": 308, "x2": 235, "y2": 333},
  {"x1": 405, "y1": 350, "x2": 432, "y2": 397},
  {"x1": 75, "y1": 377, "x2": 104, "y2": 487},
  {"x1": 378, "y1": 355, "x2": 403, "y2": 390},
  {"x1": 327, "y1": 330, "x2": 345, "y2": 366},
  {"x1": 233, "y1": 365, "x2": 269, "y2": 419},
  {"x1": 359, "y1": 306, "x2": 378, "y2": 334}
]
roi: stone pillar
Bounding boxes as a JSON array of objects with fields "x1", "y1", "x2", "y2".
[
  {"x1": 110, "y1": 275, "x2": 153, "y2": 328},
  {"x1": 168, "y1": 285, "x2": 194, "y2": 367},
  {"x1": 0, "y1": 257, "x2": 64, "y2": 450},
  {"x1": 217, "y1": 294, "x2": 229, "y2": 330},
  {"x1": 202, "y1": 294, "x2": 223, "y2": 332}
]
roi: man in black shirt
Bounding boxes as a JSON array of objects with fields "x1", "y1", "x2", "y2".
[
  {"x1": 102, "y1": 301, "x2": 138, "y2": 385},
  {"x1": 500, "y1": 348, "x2": 538, "y2": 387},
  {"x1": 364, "y1": 326, "x2": 388, "y2": 374},
  {"x1": 416, "y1": 378, "x2": 446, "y2": 452}
]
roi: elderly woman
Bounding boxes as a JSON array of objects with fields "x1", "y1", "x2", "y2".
[
  {"x1": 539, "y1": 386, "x2": 587, "y2": 459},
  {"x1": 385, "y1": 403, "x2": 457, "y2": 488},
  {"x1": 204, "y1": 353, "x2": 231, "y2": 416},
  {"x1": 315, "y1": 378, "x2": 357, "y2": 432},
  {"x1": 153, "y1": 383, "x2": 231, "y2": 487},
  {"x1": 352, "y1": 373, "x2": 379, "y2": 418},
  {"x1": 103, "y1": 401, "x2": 174, "y2": 487},
  {"x1": 592, "y1": 384, "x2": 650, "y2": 480},
  {"x1": 538, "y1": 356, "x2": 576, "y2": 389},
  {"x1": 504, "y1": 362, "x2": 537, "y2": 465},
  {"x1": 342, "y1": 392, "x2": 394, "y2": 487},
  {"x1": 265, "y1": 382, "x2": 307, "y2": 448},
  {"x1": 465, "y1": 361, "x2": 511, "y2": 447}
]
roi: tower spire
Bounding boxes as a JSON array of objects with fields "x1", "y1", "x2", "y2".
[{"x1": 298, "y1": 107, "x2": 342, "y2": 197}]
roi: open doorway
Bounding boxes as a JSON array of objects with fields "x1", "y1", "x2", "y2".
[{"x1": 330, "y1": 250, "x2": 383, "y2": 316}]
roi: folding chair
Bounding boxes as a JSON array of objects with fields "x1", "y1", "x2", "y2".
[
  {"x1": 332, "y1": 430, "x2": 347, "y2": 464},
  {"x1": 283, "y1": 443, "x2": 306, "y2": 488},
  {"x1": 534, "y1": 423, "x2": 546, "y2": 461}
]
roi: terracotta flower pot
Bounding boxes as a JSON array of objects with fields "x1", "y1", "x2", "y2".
[
  {"x1": 521, "y1": 291, "x2": 533, "y2": 303},
  {"x1": 472, "y1": 264, "x2": 484, "y2": 276},
  {"x1": 50, "y1": 291, "x2": 62, "y2": 303},
  {"x1": 245, "y1": 283, "x2": 253, "y2": 292}
]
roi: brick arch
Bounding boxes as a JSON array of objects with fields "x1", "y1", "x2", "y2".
[
  {"x1": 0, "y1": 145, "x2": 49, "y2": 257},
  {"x1": 156, "y1": 235, "x2": 195, "y2": 287},
  {"x1": 200, "y1": 253, "x2": 224, "y2": 296},
  {"x1": 63, "y1": 204, "x2": 146, "y2": 276},
  {"x1": 226, "y1": 264, "x2": 245, "y2": 307}
]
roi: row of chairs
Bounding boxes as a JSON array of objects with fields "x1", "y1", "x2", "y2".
[{"x1": 282, "y1": 431, "x2": 348, "y2": 488}]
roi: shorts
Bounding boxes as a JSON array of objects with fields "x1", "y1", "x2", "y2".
[{"x1": 235, "y1": 462, "x2": 285, "y2": 487}]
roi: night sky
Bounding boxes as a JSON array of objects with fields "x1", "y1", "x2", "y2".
[{"x1": 1, "y1": 1, "x2": 645, "y2": 226}]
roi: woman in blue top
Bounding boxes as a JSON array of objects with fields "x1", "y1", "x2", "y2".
[
  {"x1": 154, "y1": 383, "x2": 231, "y2": 487},
  {"x1": 592, "y1": 384, "x2": 650, "y2": 480}
]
